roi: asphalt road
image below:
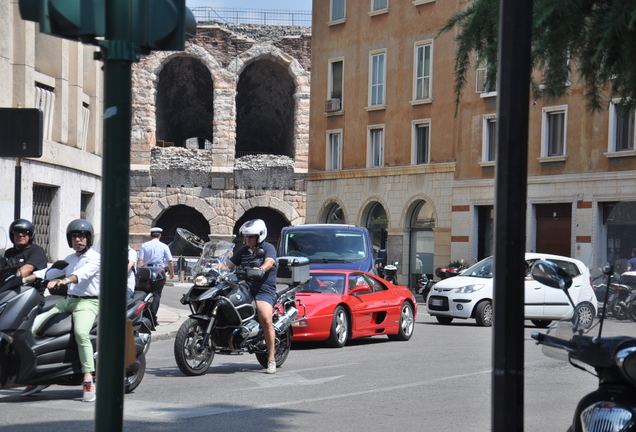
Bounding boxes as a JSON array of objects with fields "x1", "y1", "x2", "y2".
[{"x1": 0, "y1": 287, "x2": 598, "y2": 431}]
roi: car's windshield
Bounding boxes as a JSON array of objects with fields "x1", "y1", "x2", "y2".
[
  {"x1": 283, "y1": 228, "x2": 368, "y2": 263},
  {"x1": 461, "y1": 257, "x2": 494, "y2": 278},
  {"x1": 300, "y1": 273, "x2": 346, "y2": 295}
]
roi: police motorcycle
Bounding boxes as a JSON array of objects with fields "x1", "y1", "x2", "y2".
[
  {"x1": 174, "y1": 239, "x2": 307, "y2": 376},
  {"x1": 0, "y1": 229, "x2": 147, "y2": 394},
  {"x1": 530, "y1": 202, "x2": 636, "y2": 432}
]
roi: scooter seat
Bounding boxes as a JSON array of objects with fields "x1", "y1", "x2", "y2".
[
  {"x1": 36, "y1": 312, "x2": 98, "y2": 338},
  {"x1": 42, "y1": 295, "x2": 65, "y2": 313}
]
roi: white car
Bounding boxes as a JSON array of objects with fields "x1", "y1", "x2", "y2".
[{"x1": 426, "y1": 253, "x2": 598, "y2": 328}]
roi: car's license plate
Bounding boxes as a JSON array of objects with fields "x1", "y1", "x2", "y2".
[{"x1": 431, "y1": 298, "x2": 444, "y2": 307}]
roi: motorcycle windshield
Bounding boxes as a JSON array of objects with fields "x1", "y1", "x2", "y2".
[{"x1": 191, "y1": 240, "x2": 235, "y2": 277}]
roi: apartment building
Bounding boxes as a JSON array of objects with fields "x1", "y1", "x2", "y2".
[
  {"x1": 307, "y1": 0, "x2": 636, "y2": 286},
  {"x1": 0, "y1": 2, "x2": 103, "y2": 260}
]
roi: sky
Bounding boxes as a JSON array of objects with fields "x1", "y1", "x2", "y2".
[{"x1": 186, "y1": 0, "x2": 312, "y2": 11}]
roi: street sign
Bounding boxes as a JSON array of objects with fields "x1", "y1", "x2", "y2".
[{"x1": 0, "y1": 108, "x2": 43, "y2": 158}]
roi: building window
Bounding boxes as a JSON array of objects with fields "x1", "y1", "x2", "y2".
[
  {"x1": 482, "y1": 114, "x2": 497, "y2": 162},
  {"x1": 35, "y1": 82, "x2": 55, "y2": 141},
  {"x1": 412, "y1": 120, "x2": 430, "y2": 165},
  {"x1": 414, "y1": 41, "x2": 432, "y2": 101},
  {"x1": 326, "y1": 58, "x2": 344, "y2": 113},
  {"x1": 609, "y1": 99, "x2": 635, "y2": 152},
  {"x1": 372, "y1": 0, "x2": 388, "y2": 11},
  {"x1": 369, "y1": 50, "x2": 386, "y2": 107},
  {"x1": 542, "y1": 105, "x2": 568, "y2": 157},
  {"x1": 326, "y1": 203, "x2": 346, "y2": 224},
  {"x1": 369, "y1": 126, "x2": 384, "y2": 167},
  {"x1": 331, "y1": 0, "x2": 345, "y2": 21},
  {"x1": 327, "y1": 130, "x2": 343, "y2": 170},
  {"x1": 476, "y1": 59, "x2": 496, "y2": 94},
  {"x1": 33, "y1": 184, "x2": 55, "y2": 261}
]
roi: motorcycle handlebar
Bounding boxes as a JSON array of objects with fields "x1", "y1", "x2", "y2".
[{"x1": 531, "y1": 331, "x2": 576, "y2": 352}]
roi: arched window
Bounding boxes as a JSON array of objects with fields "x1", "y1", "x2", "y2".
[
  {"x1": 409, "y1": 201, "x2": 436, "y2": 286},
  {"x1": 325, "y1": 203, "x2": 345, "y2": 224},
  {"x1": 366, "y1": 202, "x2": 388, "y2": 256}
]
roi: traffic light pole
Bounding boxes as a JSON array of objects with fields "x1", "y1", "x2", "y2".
[{"x1": 95, "y1": 1, "x2": 136, "y2": 431}]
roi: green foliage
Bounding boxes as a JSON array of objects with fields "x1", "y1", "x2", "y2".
[{"x1": 439, "y1": 0, "x2": 636, "y2": 113}]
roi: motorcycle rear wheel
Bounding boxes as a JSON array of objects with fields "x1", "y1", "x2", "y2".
[
  {"x1": 124, "y1": 351, "x2": 146, "y2": 394},
  {"x1": 174, "y1": 318, "x2": 215, "y2": 376},
  {"x1": 256, "y1": 326, "x2": 291, "y2": 368}
]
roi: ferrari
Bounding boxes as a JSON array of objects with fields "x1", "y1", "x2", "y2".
[{"x1": 291, "y1": 270, "x2": 417, "y2": 347}]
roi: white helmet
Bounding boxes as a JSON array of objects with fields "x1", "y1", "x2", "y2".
[{"x1": 240, "y1": 219, "x2": 267, "y2": 244}]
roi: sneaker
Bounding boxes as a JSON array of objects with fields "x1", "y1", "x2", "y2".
[
  {"x1": 20, "y1": 384, "x2": 49, "y2": 396},
  {"x1": 82, "y1": 381, "x2": 96, "y2": 402},
  {"x1": 266, "y1": 360, "x2": 276, "y2": 374}
]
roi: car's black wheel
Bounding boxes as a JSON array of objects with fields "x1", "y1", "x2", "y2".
[
  {"x1": 124, "y1": 351, "x2": 145, "y2": 394},
  {"x1": 436, "y1": 316, "x2": 453, "y2": 325},
  {"x1": 326, "y1": 306, "x2": 349, "y2": 348},
  {"x1": 475, "y1": 301, "x2": 493, "y2": 327},
  {"x1": 174, "y1": 318, "x2": 214, "y2": 376},
  {"x1": 574, "y1": 302, "x2": 595, "y2": 329},
  {"x1": 388, "y1": 302, "x2": 415, "y2": 341},
  {"x1": 256, "y1": 326, "x2": 292, "y2": 368},
  {"x1": 531, "y1": 320, "x2": 552, "y2": 328}
]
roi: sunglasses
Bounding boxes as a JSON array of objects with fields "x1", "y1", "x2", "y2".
[{"x1": 245, "y1": 235, "x2": 259, "y2": 239}]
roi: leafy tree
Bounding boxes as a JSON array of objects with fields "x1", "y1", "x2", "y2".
[{"x1": 439, "y1": 0, "x2": 636, "y2": 113}]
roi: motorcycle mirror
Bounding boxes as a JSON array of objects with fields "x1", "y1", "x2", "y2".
[
  {"x1": 531, "y1": 259, "x2": 573, "y2": 290},
  {"x1": 253, "y1": 248, "x2": 265, "y2": 259},
  {"x1": 51, "y1": 260, "x2": 69, "y2": 270}
]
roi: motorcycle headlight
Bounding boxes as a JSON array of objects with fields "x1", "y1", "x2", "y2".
[
  {"x1": 454, "y1": 284, "x2": 485, "y2": 294},
  {"x1": 580, "y1": 402, "x2": 633, "y2": 432},
  {"x1": 193, "y1": 275, "x2": 212, "y2": 286}
]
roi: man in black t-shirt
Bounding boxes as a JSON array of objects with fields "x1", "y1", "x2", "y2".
[{"x1": 3, "y1": 219, "x2": 47, "y2": 278}]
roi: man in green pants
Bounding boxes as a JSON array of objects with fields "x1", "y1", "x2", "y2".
[{"x1": 24, "y1": 219, "x2": 101, "y2": 402}]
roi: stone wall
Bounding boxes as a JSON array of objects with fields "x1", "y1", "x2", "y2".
[{"x1": 129, "y1": 21, "x2": 311, "y2": 246}]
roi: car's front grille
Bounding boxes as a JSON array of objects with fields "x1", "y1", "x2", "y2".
[{"x1": 428, "y1": 296, "x2": 449, "y2": 311}]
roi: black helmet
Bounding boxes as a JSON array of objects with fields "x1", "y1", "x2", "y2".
[
  {"x1": 66, "y1": 219, "x2": 94, "y2": 248},
  {"x1": 9, "y1": 219, "x2": 35, "y2": 244}
]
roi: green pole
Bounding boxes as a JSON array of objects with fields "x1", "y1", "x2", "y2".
[{"x1": 95, "y1": 0, "x2": 136, "y2": 430}]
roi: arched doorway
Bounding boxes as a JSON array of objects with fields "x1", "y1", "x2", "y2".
[
  {"x1": 408, "y1": 200, "x2": 436, "y2": 287},
  {"x1": 325, "y1": 202, "x2": 345, "y2": 224},
  {"x1": 233, "y1": 207, "x2": 290, "y2": 250},
  {"x1": 365, "y1": 202, "x2": 388, "y2": 257},
  {"x1": 154, "y1": 205, "x2": 211, "y2": 245}
]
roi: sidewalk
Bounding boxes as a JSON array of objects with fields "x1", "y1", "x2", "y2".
[{"x1": 153, "y1": 304, "x2": 188, "y2": 342}]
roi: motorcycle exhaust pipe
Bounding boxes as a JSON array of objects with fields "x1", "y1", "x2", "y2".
[{"x1": 273, "y1": 307, "x2": 298, "y2": 333}]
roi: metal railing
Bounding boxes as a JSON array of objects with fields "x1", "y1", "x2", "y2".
[{"x1": 191, "y1": 7, "x2": 312, "y2": 26}]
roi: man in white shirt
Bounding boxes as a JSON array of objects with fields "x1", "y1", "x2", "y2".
[
  {"x1": 25, "y1": 219, "x2": 100, "y2": 402},
  {"x1": 137, "y1": 227, "x2": 174, "y2": 320}
]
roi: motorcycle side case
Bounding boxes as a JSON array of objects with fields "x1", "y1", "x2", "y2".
[
  {"x1": 276, "y1": 256, "x2": 310, "y2": 286},
  {"x1": 571, "y1": 385, "x2": 636, "y2": 432},
  {"x1": 136, "y1": 267, "x2": 166, "y2": 293}
]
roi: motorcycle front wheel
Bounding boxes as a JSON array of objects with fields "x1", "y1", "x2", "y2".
[
  {"x1": 256, "y1": 326, "x2": 291, "y2": 369},
  {"x1": 174, "y1": 318, "x2": 215, "y2": 376}
]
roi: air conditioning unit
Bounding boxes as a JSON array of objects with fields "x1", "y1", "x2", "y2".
[{"x1": 325, "y1": 99, "x2": 341, "y2": 113}]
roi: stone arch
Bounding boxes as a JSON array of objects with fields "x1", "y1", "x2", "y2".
[
  {"x1": 147, "y1": 194, "x2": 216, "y2": 233},
  {"x1": 357, "y1": 196, "x2": 391, "y2": 228},
  {"x1": 234, "y1": 195, "x2": 301, "y2": 227},
  {"x1": 318, "y1": 198, "x2": 348, "y2": 224},
  {"x1": 233, "y1": 207, "x2": 289, "y2": 248},
  {"x1": 403, "y1": 195, "x2": 438, "y2": 229}
]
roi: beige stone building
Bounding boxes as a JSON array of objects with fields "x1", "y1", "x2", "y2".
[
  {"x1": 0, "y1": 1, "x2": 103, "y2": 260},
  {"x1": 128, "y1": 21, "x2": 311, "y2": 251},
  {"x1": 308, "y1": 0, "x2": 636, "y2": 287}
]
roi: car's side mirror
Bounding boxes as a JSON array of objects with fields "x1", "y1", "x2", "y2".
[
  {"x1": 531, "y1": 259, "x2": 572, "y2": 290},
  {"x1": 349, "y1": 284, "x2": 371, "y2": 294}
]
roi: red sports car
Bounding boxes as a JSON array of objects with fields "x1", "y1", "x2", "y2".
[{"x1": 291, "y1": 270, "x2": 417, "y2": 347}]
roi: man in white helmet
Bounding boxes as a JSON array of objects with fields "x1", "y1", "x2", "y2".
[{"x1": 226, "y1": 219, "x2": 278, "y2": 374}]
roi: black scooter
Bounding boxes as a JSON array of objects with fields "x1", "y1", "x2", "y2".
[
  {"x1": 531, "y1": 258, "x2": 636, "y2": 432},
  {"x1": 0, "y1": 257, "x2": 147, "y2": 394}
]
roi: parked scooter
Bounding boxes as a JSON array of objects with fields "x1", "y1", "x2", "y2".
[
  {"x1": 383, "y1": 262, "x2": 399, "y2": 285},
  {"x1": 173, "y1": 240, "x2": 307, "y2": 376},
  {"x1": 0, "y1": 246, "x2": 147, "y2": 394},
  {"x1": 416, "y1": 274, "x2": 436, "y2": 303},
  {"x1": 530, "y1": 201, "x2": 636, "y2": 432}
]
